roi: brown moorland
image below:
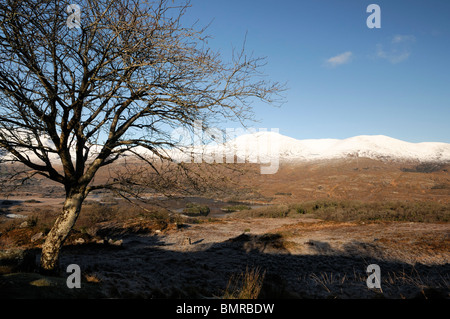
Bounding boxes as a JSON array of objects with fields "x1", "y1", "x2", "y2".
[{"x1": 0, "y1": 158, "x2": 449, "y2": 299}]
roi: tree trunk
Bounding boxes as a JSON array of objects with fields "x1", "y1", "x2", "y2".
[{"x1": 40, "y1": 191, "x2": 85, "y2": 273}]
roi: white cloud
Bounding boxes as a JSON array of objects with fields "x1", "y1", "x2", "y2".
[
  {"x1": 376, "y1": 44, "x2": 410, "y2": 64},
  {"x1": 376, "y1": 35, "x2": 415, "y2": 64},
  {"x1": 391, "y1": 35, "x2": 416, "y2": 44},
  {"x1": 325, "y1": 51, "x2": 353, "y2": 68}
]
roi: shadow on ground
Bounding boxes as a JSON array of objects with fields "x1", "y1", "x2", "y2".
[{"x1": 1, "y1": 233, "x2": 449, "y2": 299}]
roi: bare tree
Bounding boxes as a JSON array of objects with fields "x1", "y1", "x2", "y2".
[{"x1": 0, "y1": 0, "x2": 283, "y2": 272}]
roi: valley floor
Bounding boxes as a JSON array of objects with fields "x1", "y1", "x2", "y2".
[{"x1": 1, "y1": 158, "x2": 449, "y2": 298}]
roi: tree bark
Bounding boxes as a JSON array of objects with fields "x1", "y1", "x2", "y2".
[{"x1": 40, "y1": 191, "x2": 85, "y2": 273}]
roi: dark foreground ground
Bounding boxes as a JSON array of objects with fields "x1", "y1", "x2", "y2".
[{"x1": 1, "y1": 215, "x2": 449, "y2": 299}]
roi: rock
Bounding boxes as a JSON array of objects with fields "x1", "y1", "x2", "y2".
[
  {"x1": 74, "y1": 238, "x2": 85, "y2": 245},
  {"x1": 108, "y1": 239, "x2": 123, "y2": 246},
  {"x1": 19, "y1": 221, "x2": 29, "y2": 228},
  {"x1": 29, "y1": 278, "x2": 57, "y2": 287},
  {"x1": 95, "y1": 239, "x2": 105, "y2": 244},
  {"x1": 6, "y1": 214, "x2": 27, "y2": 219},
  {"x1": 0, "y1": 249, "x2": 36, "y2": 274},
  {"x1": 31, "y1": 232, "x2": 44, "y2": 243}
]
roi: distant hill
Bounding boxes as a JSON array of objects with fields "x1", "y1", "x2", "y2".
[
  {"x1": 186, "y1": 132, "x2": 450, "y2": 164},
  {"x1": 1, "y1": 131, "x2": 449, "y2": 165}
]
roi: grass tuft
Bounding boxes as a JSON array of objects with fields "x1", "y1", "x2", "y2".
[{"x1": 223, "y1": 266, "x2": 266, "y2": 299}]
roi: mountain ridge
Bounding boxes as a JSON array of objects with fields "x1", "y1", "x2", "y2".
[
  {"x1": 1, "y1": 131, "x2": 449, "y2": 164},
  {"x1": 207, "y1": 131, "x2": 450, "y2": 163}
]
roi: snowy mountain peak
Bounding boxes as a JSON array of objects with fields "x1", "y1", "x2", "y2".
[
  {"x1": 224, "y1": 132, "x2": 450, "y2": 163},
  {"x1": 1, "y1": 130, "x2": 449, "y2": 166}
]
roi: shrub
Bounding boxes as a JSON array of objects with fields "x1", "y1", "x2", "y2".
[
  {"x1": 230, "y1": 200, "x2": 450, "y2": 223},
  {"x1": 222, "y1": 205, "x2": 251, "y2": 213},
  {"x1": 401, "y1": 163, "x2": 445, "y2": 173},
  {"x1": 305, "y1": 200, "x2": 450, "y2": 223},
  {"x1": 183, "y1": 203, "x2": 210, "y2": 217}
]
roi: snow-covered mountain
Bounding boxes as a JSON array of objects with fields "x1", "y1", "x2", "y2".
[
  {"x1": 186, "y1": 131, "x2": 450, "y2": 164},
  {"x1": 1, "y1": 131, "x2": 449, "y2": 165}
]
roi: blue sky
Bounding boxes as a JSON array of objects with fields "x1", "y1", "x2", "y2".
[{"x1": 183, "y1": 0, "x2": 450, "y2": 143}]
